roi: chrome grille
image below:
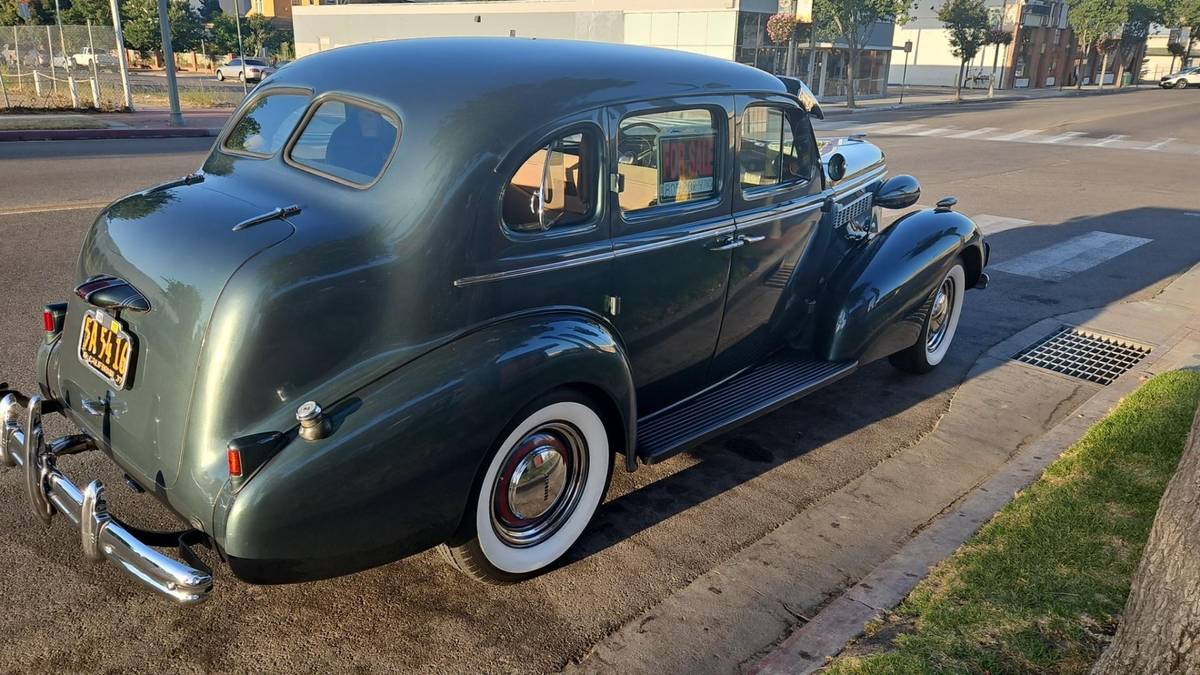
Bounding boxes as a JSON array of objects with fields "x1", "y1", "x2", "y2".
[
  {"x1": 1014, "y1": 326, "x2": 1151, "y2": 385},
  {"x1": 834, "y1": 193, "x2": 873, "y2": 228}
]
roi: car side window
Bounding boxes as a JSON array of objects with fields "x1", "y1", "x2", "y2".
[
  {"x1": 288, "y1": 99, "x2": 400, "y2": 187},
  {"x1": 617, "y1": 108, "x2": 719, "y2": 214},
  {"x1": 222, "y1": 93, "x2": 309, "y2": 157},
  {"x1": 739, "y1": 105, "x2": 814, "y2": 192},
  {"x1": 229, "y1": 59, "x2": 240, "y2": 66},
  {"x1": 504, "y1": 131, "x2": 598, "y2": 232}
]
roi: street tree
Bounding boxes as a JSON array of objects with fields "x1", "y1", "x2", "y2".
[
  {"x1": 1114, "y1": 0, "x2": 1172, "y2": 86},
  {"x1": 0, "y1": 0, "x2": 57, "y2": 24},
  {"x1": 812, "y1": 0, "x2": 909, "y2": 108},
  {"x1": 1068, "y1": 0, "x2": 1129, "y2": 89},
  {"x1": 1092, "y1": 408, "x2": 1200, "y2": 674},
  {"x1": 1167, "y1": 39, "x2": 1187, "y2": 71},
  {"x1": 242, "y1": 14, "x2": 290, "y2": 58},
  {"x1": 938, "y1": 0, "x2": 990, "y2": 101},
  {"x1": 1174, "y1": 0, "x2": 1200, "y2": 68},
  {"x1": 985, "y1": 27, "x2": 1012, "y2": 95},
  {"x1": 121, "y1": 0, "x2": 203, "y2": 61}
]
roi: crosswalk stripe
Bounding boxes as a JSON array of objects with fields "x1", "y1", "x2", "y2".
[
  {"x1": 991, "y1": 129, "x2": 1041, "y2": 142},
  {"x1": 971, "y1": 214, "x2": 1035, "y2": 234},
  {"x1": 913, "y1": 127, "x2": 956, "y2": 136},
  {"x1": 991, "y1": 231, "x2": 1152, "y2": 282},
  {"x1": 947, "y1": 127, "x2": 999, "y2": 139},
  {"x1": 1040, "y1": 131, "x2": 1086, "y2": 144},
  {"x1": 875, "y1": 124, "x2": 925, "y2": 134},
  {"x1": 1144, "y1": 137, "x2": 1177, "y2": 151},
  {"x1": 1091, "y1": 134, "x2": 1127, "y2": 146}
]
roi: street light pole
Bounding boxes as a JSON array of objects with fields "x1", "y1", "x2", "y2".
[
  {"x1": 234, "y1": 0, "x2": 248, "y2": 97},
  {"x1": 109, "y1": 0, "x2": 134, "y2": 109},
  {"x1": 156, "y1": 0, "x2": 184, "y2": 126}
]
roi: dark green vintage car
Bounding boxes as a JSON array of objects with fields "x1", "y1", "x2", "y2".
[{"x1": 0, "y1": 38, "x2": 988, "y2": 604}]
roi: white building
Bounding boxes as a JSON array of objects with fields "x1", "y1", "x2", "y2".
[{"x1": 292, "y1": 0, "x2": 897, "y2": 99}]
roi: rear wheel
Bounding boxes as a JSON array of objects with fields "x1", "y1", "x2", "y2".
[
  {"x1": 439, "y1": 390, "x2": 613, "y2": 583},
  {"x1": 1175, "y1": 79, "x2": 1189, "y2": 89},
  {"x1": 890, "y1": 262, "x2": 966, "y2": 374}
]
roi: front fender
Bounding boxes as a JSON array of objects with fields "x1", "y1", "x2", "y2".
[
  {"x1": 817, "y1": 208, "x2": 984, "y2": 364},
  {"x1": 214, "y1": 310, "x2": 635, "y2": 583}
]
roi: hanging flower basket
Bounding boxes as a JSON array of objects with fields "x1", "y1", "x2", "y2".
[{"x1": 767, "y1": 14, "x2": 800, "y2": 44}]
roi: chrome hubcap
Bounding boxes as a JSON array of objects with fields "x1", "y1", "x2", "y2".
[
  {"x1": 927, "y1": 275, "x2": 956, "y2": 353},
  {"x1": 492, "y1": 422, "x2": 588, "y2": 548}
]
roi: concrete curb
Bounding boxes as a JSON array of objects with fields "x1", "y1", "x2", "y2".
[
  {"x1": 0, "y1": 127, "x2": 220, "y2": 142},
  {"x1": 751, "y1": 275, "x2": 1200, "y2": 673}
]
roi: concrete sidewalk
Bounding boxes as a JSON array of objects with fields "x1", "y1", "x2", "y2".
[
  {"x1": 0, "y1": 107, "x2": 230, "y2": 141},
  {"x1": 574, "y1": 263, "x2": 1200, "y2": 674},
  {"x1": 820, "y1": 82, "x2": 1145, "y2": 116}
]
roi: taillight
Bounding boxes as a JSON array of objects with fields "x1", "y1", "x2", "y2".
[
  {"x1": 43, "y1": 303, "x2": 67, "y2": 338},
  {"x1": 227, "y1": 448, "x2": 243, "y2": 478}
]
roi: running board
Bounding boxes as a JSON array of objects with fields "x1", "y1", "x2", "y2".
[{"x1": 636, "y1": 355, "x2": 857, "y2": 465}]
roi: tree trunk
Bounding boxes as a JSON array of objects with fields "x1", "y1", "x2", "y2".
[
  {"x1": 845, "y1": 47, "x2": 857, "y2": 109},
  {"x1": 1099, "y1": 50, "x2": 1109, "y2": 89},
  {"x1": 956, "y1": 58, "x2": 965, "y2": 101},
  {"x1": 1092, "y1": 406, "x2": 1200, "y2": 674},
  {"x1": 1076, "y1": 46, "x2": 1086, "y2": 90}
]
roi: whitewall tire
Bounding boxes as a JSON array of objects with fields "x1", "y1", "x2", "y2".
[
  {"x1": 440, "y1": 391, "x2": 612, "y2": 583},
  {"x1": 890, "y1": 262, "x2": 966, "y2": 374}
]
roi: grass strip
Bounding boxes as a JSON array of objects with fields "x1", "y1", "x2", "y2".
[{"x1": 828, "y1": 370, "x2": 1200, "y2": 675}]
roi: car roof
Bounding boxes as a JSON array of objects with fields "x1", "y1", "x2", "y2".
[{"x1": 262, "y1": 37, "x2": 786, "y2": 118}]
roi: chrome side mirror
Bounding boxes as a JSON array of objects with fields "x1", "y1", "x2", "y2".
[{"x1": 874, "y1": 174, "x2": 921, "y2": 210}]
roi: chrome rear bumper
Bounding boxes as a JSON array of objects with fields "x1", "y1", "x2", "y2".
[{"x1": 1, "y1": 390, "x2": 213, "y2": 604}]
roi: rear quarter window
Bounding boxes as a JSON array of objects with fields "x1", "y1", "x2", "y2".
[
  {"x1": 223, "y1": 93, "x2": 310, "y2": 157},
  {"x1": 287, "y1": 99, "x2": 400, "y2": 187}
]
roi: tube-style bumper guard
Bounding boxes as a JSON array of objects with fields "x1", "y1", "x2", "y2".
[{"x1": 0, "y1": 389, "x2": 213, "y2": 604}]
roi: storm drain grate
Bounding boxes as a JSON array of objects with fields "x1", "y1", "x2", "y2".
[{"x1": 1014, "y1": 326, "x2": 1151, "y2": 385}]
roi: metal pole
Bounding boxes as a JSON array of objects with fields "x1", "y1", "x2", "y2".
[
  {"x1": 899, "y1": 49, "x2": 908, "y2": 104},
  {"x1": 1, "y1": 70, "x2": 10, "y2": 108},
  {"x1": 234, "y1": 2, "x2": 249, "y2": 96},
  {"x1": 47, "y1": 25, "x2": 57, "y2": 93},
  {"x1": 807, "y1": 19, "x2": 817, "y2": 88},
  {"x1": 109, "y1": 0, "x2": 134, "y2": 109},
  {"x1": 156, "y1": 0, "x2": 184, "y2": 125},
  {"x1": 86, "y1": 20, "x2": 100, "y2": 93},
  {"x1": 53, "y1": 0, "x2": 68, "y2": 70},
  {"x1": 14, "y1": 27, "x2": 21, "y2": 80}
]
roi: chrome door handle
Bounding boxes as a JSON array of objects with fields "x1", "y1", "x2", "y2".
[
  {"x1": 740, "y1": 234, "x2": 766, "y2": 244},
  {"x1": 709, "y1": 236, "x2": 746, "y2": 251}
]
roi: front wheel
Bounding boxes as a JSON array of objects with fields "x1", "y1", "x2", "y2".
[
  {"x1": 439, "y1": 390, "x2": 614, "y2": 583},
  {"x1": 216, "y1": 70, "x2": 224, "y2": 81},
  {"x1": 890, "y1": 262, "x2": 966, "y2": 374},
  {"x1": 1175, "y1": 79, "x2": 1189, "y2": 90}
]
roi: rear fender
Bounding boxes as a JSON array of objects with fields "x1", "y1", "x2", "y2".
[
  {"x1": 213, "y1": 309, "x2": 634, "y2": 583},
  {"x1": 817, "y1": 209, "x2": 983, "y2": 364}
]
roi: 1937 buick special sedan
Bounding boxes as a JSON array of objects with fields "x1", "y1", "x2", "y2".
[{"x1": 0, "y1": 38, "x2": 988, "y2": 604}]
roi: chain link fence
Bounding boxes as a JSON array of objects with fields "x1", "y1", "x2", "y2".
[{"x1": 2, "y1": 24, "x2": 247, "y2": 110}]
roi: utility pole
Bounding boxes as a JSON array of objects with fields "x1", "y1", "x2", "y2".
[
  {"x1": 899, "y1": 40, "x2": 911, "y2": 103},
  {"x1": 156, "y1": 0, "x2": 184, "y2": 125},
  {"x1": 109, "y1": 0, "x2": 134, "y2": 109}
]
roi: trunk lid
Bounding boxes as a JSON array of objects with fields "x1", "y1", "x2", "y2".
[{"x1": 58, "y1": 181, "x2": 295, "y2": 490}]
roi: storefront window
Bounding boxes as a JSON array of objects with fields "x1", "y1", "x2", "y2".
[{"x1": 736, "y1": 11, "x2": 791, "y2": 74}]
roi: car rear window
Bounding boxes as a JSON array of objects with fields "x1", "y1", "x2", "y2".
[
  {"x1": 288, "y1": 99, "x2": 400, "y2": 186},
  {"x1": 246, "y1": 60, "x2": 268, "y2": 67},
  {"x1": 223, "y1": 93, "x2": 310, "y2": 157}
]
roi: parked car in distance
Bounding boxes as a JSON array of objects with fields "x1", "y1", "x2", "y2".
[
  {"x1": 216, "y1": 57, "x2": 275, "y2": 82},
  {"x1": 1, "y1": 38, "x2": 989, "y2": 605},
  {"x1": 1160, "y1": 66, "x2": 1200, "y2": 88},
  {"x1": 49, "y1": 52, "x2": 73, "y2": 71},
  {"x1": 72, "y1": 46, "x2": 119, "y2": 71}
]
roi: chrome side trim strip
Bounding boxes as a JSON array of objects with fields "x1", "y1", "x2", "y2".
[
  {"x1": 613, "y1": 223, "x2": 737, "y2": 260},
  {"x1": 830, "y1": 166, "x2": 887, "y2": 198},
  {"x1": 735, "y1": 197, "x2": 824, "y2": 230},
  {"x1": 454, "y1": 250, "x2": 616, "y2": 288}
]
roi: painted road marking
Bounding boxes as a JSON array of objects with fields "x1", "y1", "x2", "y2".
[
  {"x1": 991, "y1": 231, "x2": 1152, "y2": 282},
  {"x1": 1144, "y1": 137, "x2": 1177, "y2": 151},
  {"x1": 947, "y1": 127, "x2": 999, "y2": 139},
  {"x1": 1091, "y1": 134, "x2": 1127, "y2": 146},
  {"x1": 913, "y1": 127, "x2": 956, "y2": 136},
  {"x1": 971, "y1": 214, "x2": 1035, "y2": 234},
  {"x1": 991, "y1": 129, "x2": 1042, "y2": 142},
  {"x1": 1040, "y1": 131, "x2": 1086, "y2": 144},
  {"x1": 0, "y1": 201, "x2": 110, "y2": 217},
  {"x1": 875, "y1": 124, "x2": 925, "y2": 134}
]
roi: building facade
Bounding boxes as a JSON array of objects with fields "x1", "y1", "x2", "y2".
[
  {"x1": 888, "y1": 0, "x2": 1074, "y2": 89},
  {"x1": 291, "y1": 0, "x2": 895, "y2": 99}
]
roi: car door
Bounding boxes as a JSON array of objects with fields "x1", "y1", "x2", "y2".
[
  {"x1": 709, "y1": 94, "x2": 825, "y2": 382},
  {"x1": 607, "y1": 96, "x2": 736, "y2": 415}
]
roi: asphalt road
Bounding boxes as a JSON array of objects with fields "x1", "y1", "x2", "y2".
[{"x1": 1, "y1": 89, "x2": 1199, "y2": 672}]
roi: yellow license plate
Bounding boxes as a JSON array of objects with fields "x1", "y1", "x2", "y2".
[{"x1": 78, "y1": 309, "x2": 135, "y2": 390}]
